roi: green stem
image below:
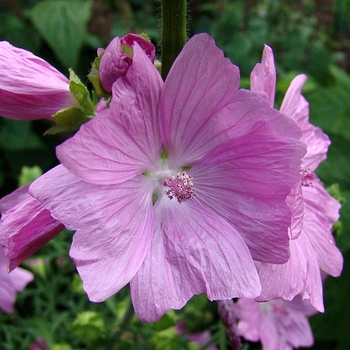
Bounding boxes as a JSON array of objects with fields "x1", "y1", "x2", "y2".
[{"x1": 161, "y1": 0, "x2": 187, "y2": 80}]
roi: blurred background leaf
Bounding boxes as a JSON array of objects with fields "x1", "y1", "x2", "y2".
[{"x1": 29, "y1": 0, "x2": 93, "y2": 69}]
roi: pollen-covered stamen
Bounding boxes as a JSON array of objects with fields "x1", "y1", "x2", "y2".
[
  {"x1": 163, "y1": 171, "x2": 195, "y2": 203},
  {"x1": 300, "y1": 167, "x2": 315, "y2": 187}
]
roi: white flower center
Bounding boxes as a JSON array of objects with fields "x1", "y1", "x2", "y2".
[{"x1": 163, "y1": 171, "x2": 195, "y2": 203}]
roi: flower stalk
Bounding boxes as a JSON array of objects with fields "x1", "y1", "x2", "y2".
[{"x1": 161, "y1": 0, "x2": 187, "y2": 79}]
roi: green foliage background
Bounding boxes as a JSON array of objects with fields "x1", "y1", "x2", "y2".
[{"x1": 1, "y1": 0, "x2": 350, "y2": 349}]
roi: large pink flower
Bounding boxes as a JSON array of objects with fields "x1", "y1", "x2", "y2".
[
  {"x1": 30, "y1": 34, "x2": 305, "y2": 321},
  {"x1": 0, "y1": 246, "x2": 33, "y2": 313},
  {"x1": 0, "y1": 185, "x2": 64, "y2": 271},
  {"x1": 251, "y1": 45, "x2": 343, "y2": 312},
  {"x1": 0, "y1": 41, "x2": 76, "y2": 120},
  {"x1": 235, "y1": 296, "x2": 316, "y2": 350}
]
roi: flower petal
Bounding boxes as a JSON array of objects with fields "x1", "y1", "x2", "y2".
[
  {"x1": 191, "y1": 132, "x2": 305, "y2": 263},
  {"x1": 161, "y1": 35, "x2": 302, "y2": 169},
  {"x1": 30, "y1": 165, "x2": 155, "y2": 302},
  {"x1": 280, "y1": 74, "x2": 308, "y2": 119},
  {"x1": 0, "y1": 247, "x2": 33, "y2": 313},
  {"x1": 0, "y1": 41, "x2": 76, "y2": 120},
  {"x1": 278, "y1": 304, "x2": 314, "y2": 348},
  {"x1": 302, "y1": 178, "x2": 343, "y2": 277},
  {"x1": 256, "y1": 232, "x2": 324, "y2": 312},
  {"x1": 286, "y1": 182, "x2": 304, "y2": 240},
  {"x1": 57, "y1": 44, "x2": 163, "y2": 185},
  {"x1": 236, "y1": 297, "x2": 314, "y2": 349},
  {"x1": 160, "y1": 33, "x2": 241, "y2": 167},
  {"x1": 250, "y1": 44, "x2": 276, "y2": 108},
  {"x1": 130, "y1": 198, "x2": 260, "y2": 322},
  {"x1": 281, "y1": 74, "x2": 330, "y2": 170},
  {"x1": 0, "y1": 191, "x2": 64, "y2": 271},
  {"x1": 0, "y1": 184, "x2": 30, "y2": 213},
  {"x1": 301, "y1": 119, "x2": 330, "y2": 170}
]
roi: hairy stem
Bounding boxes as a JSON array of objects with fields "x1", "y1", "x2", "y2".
[{"x1": 161, "y1": 0, "x2": 187, "y2": 80}]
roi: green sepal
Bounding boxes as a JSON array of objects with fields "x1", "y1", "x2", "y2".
[
  {"x1": 121, "y1": 44, "x2": 133, "y2": 56},
  {"x1": 87, "y1": 55, "x2": 110, "y2": 99},
  {"x1": 69, "y1": 68, "x2": 96, "y2": 115},
  {"x1": 44, "y1": 106, "x2": 92, "y2": 135},
  {"x1": 139, "y1": 32, "x2": 151, "y2": 41}
]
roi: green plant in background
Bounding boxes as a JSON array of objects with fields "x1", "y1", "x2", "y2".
[{"x1": 1, "y1": 1, "x2": 350, "y2": 349}]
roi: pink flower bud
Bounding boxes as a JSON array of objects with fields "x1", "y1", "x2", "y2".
[
  {"x1": 121, "y1": 33, "x2": 156, "y2": 62},
  {"x1": 0, "y1": 41, "x2": 76, "y2": 120},
  {"x1": 99, "y1": 33, "x2": 156, "y2": 93}
]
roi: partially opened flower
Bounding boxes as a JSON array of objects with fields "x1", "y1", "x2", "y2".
[
  {"x1": 250, "y1": 45, "x2": 343, "y2": 311},
  {"x1": 30, "y1": 34, "x2": 305, "y2": 321},
  {"x1": 99, "y1": 33, "x2": 156, "y2": 93},
  {"x1": 0, "y1": 185, "x2": 64, "y2": 271},
  {"x1": 0, "y1": 246, "x2": 33, "y2": 313},
  {"x1": 235, "y1": 296, "x2": 316, "y2": 350},
  {"x1": 0, "y1": 41, "x2": 76, "y2": 120}
]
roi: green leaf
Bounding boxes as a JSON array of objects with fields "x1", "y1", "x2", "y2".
[
  {"x1": 87, "y1": 55, "x2": 110, "y2": 99},
  {"x1": 306, "y1": 66, "x2": 350, "y2": 142},
  {"x1": 18, "y1": 165, "x2": 42, "y2": 187},
  {"x1": 336, "y1": 190, "x2": 350, "y2": 253},
  {"x1": 29, "y1": 0, "x2": 92, "y2": 68},
  {"x1": 316, "y1": 135, "x2": 350, "y2": 190},
  {"x1": 45, "y1": 106, "x2": 91, "y2": 135},
  {"x1": 310, "y1": 250, "x2": 350, "y2": 347},
  {"x1": 151, "y1": 327, "x2": 180, "y2": 350},
  {"x1": 0, "y1": 13, "x2": 40, "y2": 52},
  {"x1": 316, "y1": 135, "x2": 350, "y2": 253},
  {"x1": 0, "y1": 120, "x2": 44, "y2": 151},
  {"x1": 69, "y1": 69, "x2": 95, "y2": 115}
]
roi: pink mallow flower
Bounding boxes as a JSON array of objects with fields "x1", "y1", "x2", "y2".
[
  {"x1": 29, "y1": 337, "x2": 50, "y2": 350},
  {"x1": 0, "y1": 245, "x2": 33, "y2": 313},
  {"x1": 0, "y1": 41, "x2": 76, "y2": 120},
  {"x1": 250, "y1": 45, "x2": 343, "y2": 312},
  {"x1": 235, "y1": 296, "x2": 316, "y2": 350},
  {"x1": 0, "y1": 185, "x2": 64, "y2": 271},
  {"x1": 176, "y1": 321, "x2": 218, "y2": 350},
  {"x1": 30, "y1": 34, "x2": 305, "y2": 322},
  {"x1": 99, "y1": 33, "x2": 156, "y2": 93}
]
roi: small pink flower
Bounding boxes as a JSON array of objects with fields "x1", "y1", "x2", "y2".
[
  {"x1": 29, "y1": 337, "x2": 49, "y2": 350},
  {"x1": 0, "y1": 41, "x2": 76, "y2": 120},
  {"x1": 0, "y1": 246, "x2": 33, "y2": 313},
  {"x1": 235, "y1": 296, "x2": 316, "y2": 350},
  {"x1": 176, "y1": 321, "x2": 218, "y2": 350},
  {"x1": 99, "y1": 33, "x2": 156, "y2": 93},
  {"x1": 250, "y1": 45, "x2": 343, "y2": 312},
  {"x1": 0, "y1": 185, "x2": 64, "y2": 271},
  {"x1": 30, "y1": 34, "x2": 305, "y2": 321}
]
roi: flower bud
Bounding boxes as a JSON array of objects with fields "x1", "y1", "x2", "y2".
[
  {"x1": 121, "y1": 33, "x2": 156, "y2": 62},
  {"x1": 0, "y1": 41, "x2": 77, "y2": 120},
  {"x1": 99, "y1": 33, "x2": 156, "y2": 93}
]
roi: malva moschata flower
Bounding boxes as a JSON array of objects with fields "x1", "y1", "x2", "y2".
[
  {"x1": 30, "y1": 34, "x2": 306, "y2": 321},
  {"x1": 250, "y1": 45, "x2": 343, "y2": 312}
]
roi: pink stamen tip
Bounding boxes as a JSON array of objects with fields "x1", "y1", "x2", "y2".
[
  {"x1": 163, "y1": 171, "x2": 195, "y2": 203},
  {"x1": 300, "y1": 167, "x2": 315, "y2": 187}
]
